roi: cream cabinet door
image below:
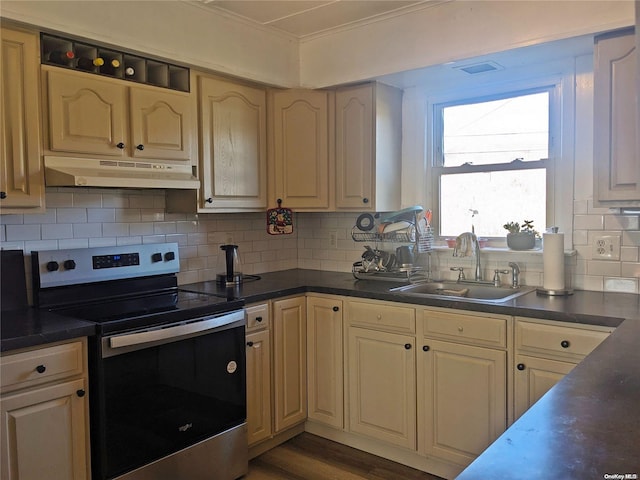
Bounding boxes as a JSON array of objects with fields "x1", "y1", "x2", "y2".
[
  {"x1": 347, "y1": 327, "x2": 416, "y2": 450},
  {"x1": 198, "y1": 76, "x2": 266, "y2": 209},
  {"x1": 130, "y1": 87, "x2": 194, "y2": 162},
  {"x1": 594, "y1": 29, "x2": 639, "y2": 204},
  {"x1": 0, "y1": 378, "x2": 88, "y2": 480},
  {"x1": 306, "y1": 296, "x2": 343, "y2": 429},
  {"x1": 272, "y1": 297, "x2": 307, "y2": 432},
  {"x1": 0, "y1": 27, "x2": 44, "y2": 212},
  {"x1": 270, "y1": 89, "x2": 332, "y2": 210},
  {"x1": 246, "y1": 329, "x2": 272, "y2": 446},
  {"x1": 419, "y1": 339, "x2": 506, "y2": 466},
  {"x1": 335, "y1": 84, "x2": 374, "y2": 210},
  {"x1": 46, "y1": 68, "x2": 127, "y2": 157},
  {"x1": 513, "y1": 354, "x2": 575, "y2": 420}
]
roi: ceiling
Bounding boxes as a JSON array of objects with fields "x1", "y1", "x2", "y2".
[{"x1": 194, "y1": 0, "x2": 433, "y2": 38}]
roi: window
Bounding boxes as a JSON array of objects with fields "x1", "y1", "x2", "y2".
[{"x1": 433, "y1": 88, "x2": 555, "y2": 238}]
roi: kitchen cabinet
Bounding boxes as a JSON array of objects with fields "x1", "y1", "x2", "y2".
[
  {"x1": 245, "y1": 303, "x2": 272, "y2": 446},
  {"x1": 346, "y1": 299, "x2": 416, "y2": 450},
  {"x1": 269, "y1": 89, "x2": 333, "y2": 210},
  {"x1": 0, "y1": 339, "x2": 90, "y2": 480},
  {"x1": 593, "y1": 28, "x2": 639, "y2": 206},
  {"x1": 306, "y1": 295, "x2": 343, "y2": 429},
  {"x1": 335, "y1": 83, "x2": 402, "y2": 211},
  {"x1": 418, "y1": 308, "x2": 508, "y2": 467},
  {"x1": 196, "y1": 74, "x2": 267, "y2": 211},
  {"x1": 43, "y1": 66, "x2": 195, "y2": 162},
  {"x1": 513, "y1": 318, "x2": 612, "y2": 419},
  {"x1": 272, "y1": 296, "x2": 307, "y2": 432},
  {"x1": 0, "y1": 25, "x2": 45, "y2": 213}
]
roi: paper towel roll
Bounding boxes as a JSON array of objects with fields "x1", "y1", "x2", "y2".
[{"x1": 543, "y1": 233, "x2": 565, "y2": 290}]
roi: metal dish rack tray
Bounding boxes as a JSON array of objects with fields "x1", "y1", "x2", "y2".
[
  {"x1": 352, "y1": 264, "x2": 427, "y2": 282},
  {"x1": 351, "y1": 225, "x2": 416, "y2": 243}
]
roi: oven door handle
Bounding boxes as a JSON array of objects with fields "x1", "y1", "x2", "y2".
[{"x1": 109, "y1": 310, "x2": 244, "y2": 349}]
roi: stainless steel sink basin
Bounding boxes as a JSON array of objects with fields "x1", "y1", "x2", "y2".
[{"x1": 389, "y1": 281, "x2": 535, "y2": 303}]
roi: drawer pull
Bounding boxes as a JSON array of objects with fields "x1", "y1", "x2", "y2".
[
  {"x1": 246, "y1": 341, "x2": 254, "y2": 347},
  {"x1": 404, "y1": 343, "x2": 412, "y2": 350},
  {"x1": 423, "y1": 345, "x2": 430, "y2": 352},
  {"x1": 255, "y1": 316, "x2": 263, "y2": 322},
  {"x1": 561, "y1": 340, "x2": 570, "y2": 348},
  {"x1": 333, "y1": 306, "x2": 340, "y2": 312},
  {"x1": 35, "y1": 365, "x2": 46, "y2": 374},
  {"x1": 517, "y1": 363, "x2": 526, "y2": 371},
  {"x1": 136, "y1": 144, "x2": 145, "y2": 151},
  {"x1": 76, "y1": 389, "x2": 86, "y2": 398},
  {"x1": 116, "y1": 142, "x2": 125, "y2": 149}
]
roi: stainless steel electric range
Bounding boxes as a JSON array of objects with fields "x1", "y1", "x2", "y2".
[{"x1": 32, "y1": 243, "x2": 248, "y2": 480}]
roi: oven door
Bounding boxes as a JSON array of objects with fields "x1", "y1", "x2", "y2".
[{"x1": 90, "y1": 310, "x2": 246, "y2": 480}]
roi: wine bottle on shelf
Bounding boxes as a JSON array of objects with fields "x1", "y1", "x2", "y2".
[
  {"x1": 49, "y1": 50, "x2": 75, "y2": 65},
  {"x1": 76, "y1": 56, "x2": 104, "y2": 70},
  {"x1": 100, "y1": 59, "x2": 121, "y2": 75}
]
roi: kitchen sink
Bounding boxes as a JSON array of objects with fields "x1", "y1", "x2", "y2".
[{"x1": 389, "y1": 281, "x2": 536, "y2": 303}]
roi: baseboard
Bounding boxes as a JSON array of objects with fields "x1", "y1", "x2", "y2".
[{"x1": 304, "y1": 420, "x2": 464, "y2": 480}]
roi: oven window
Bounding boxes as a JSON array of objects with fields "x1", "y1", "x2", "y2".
[{"x1": 100, "y1": 325, "x2": 246, "y2": 478}]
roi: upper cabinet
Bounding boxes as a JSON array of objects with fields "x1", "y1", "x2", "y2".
[
  {"x1": 197, "y1": 74, "x2": 267, "y2": 211},
  {"x1": 593, "y1": 28, "x2": 639, "y2": 206},
  {"x1": 335, "y1": 83, "x2": 402, "y2": 212},
  {"x1": 268, "y1": 83, "x2": 402, "y2": 212},
  {"x1": 269, "y1": 89, "x2": 333, "y2": 211},
  {"x1": 0, "y1": 25, "x2": 45, "y2": 213},
  {"x1": 43, "y1": 67, "x2": 195, "y2": 163}
]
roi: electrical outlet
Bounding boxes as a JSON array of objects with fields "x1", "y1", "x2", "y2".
[
  {"x1": 329, "y1": 230, "x2": 338, "y2": 248},
  {"x1": 592, "y1": 235, "x2": 621, "y2": 260}
]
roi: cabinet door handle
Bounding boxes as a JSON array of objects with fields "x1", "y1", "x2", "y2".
[
  {"x1": 362, "y1": 197, "x2": 369, "y2": 204},
  {"x1": 560, "y1": 340, "x2": 570, "y2": 348},
  {"x1": 255, "y1": 316, "x2": 263, "y2": 322},
  {"x1": 517, "y1": 363, "x2": 526, "y2": 371},
  {"x1": 136, "y1": 144, "x2": 145, "y2": 151},
  {"x1": 404, "y1": 343, "x2": 412, "y2": 350},
  {"x1": 422, "y1": 345, "x2": 430, "y2": 352},
  {"x1": 332, "y1": 306, "x2": 340, "y2": 312},
  {"x1": 35, "y1": 365, "x2": 46, "y2": 374},
  {"x1": 76, "y1": 389, "x2": 86, "y2": 398},
  {"x1": 205, "y1": 198, "x2": 213, "y2": 204},
  {"x1": 116, "y1": 142, "x2": 125, "y2": 149},
  {"x1": 0, "y1": 191, "x2": 6, "y2": 199},
  {"x1": 246, "y1": 341, "x2": 254, "y2": 347}
]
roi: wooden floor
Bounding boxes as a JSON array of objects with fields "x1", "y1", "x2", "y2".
[{"x1": 244, "y1": 433, "x2": 444, "y2": 480}]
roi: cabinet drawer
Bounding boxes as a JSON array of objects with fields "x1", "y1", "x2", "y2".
[
  {"x1": 422, "y1": 309, "x2": 507, "y2": 348},
  {"x1": 246, "y1": 303, "x2": 269, "y2": 331},
  {"x1": 347, "y1": 300, "x2": 415, "y2": 333},
  {"x1": 1, "y1": 341, "x2": 84, "y2": 391},
  {"x1": 516, "y1": 319, "x2": 612, "y2": 360}
]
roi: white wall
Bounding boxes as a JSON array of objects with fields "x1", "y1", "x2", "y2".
[{"x1": 0, "y1": 1, "x2": 300, "y2": 87}]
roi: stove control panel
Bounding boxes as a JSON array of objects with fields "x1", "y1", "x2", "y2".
[{"x1": 33, "y1": 243, "x2": 180, "y2": 288}]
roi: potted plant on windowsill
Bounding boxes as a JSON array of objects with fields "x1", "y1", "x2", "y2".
[{"x1": 504, "y1": 220, "x2": 538, "y2": 250}]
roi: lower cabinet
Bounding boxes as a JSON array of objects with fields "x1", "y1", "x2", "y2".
[
  {"x1": 246, "y1": 327, "x2": 271, "y2": 446},
  {"x1": 306, "y1": 295, "x2": 344, "y2": 429},
  {"x1": 513, "y1": 317, "x2": 613, "y2": 419},
  {"x1": 272, "y1": 296, "x2": 307, "y2": 433},
  {"x1": 347, "y1": 326, "x2": 416, "y2": 449},
  {"x1": 0, "y1": 339, "x2": 90, "y2": 480}
]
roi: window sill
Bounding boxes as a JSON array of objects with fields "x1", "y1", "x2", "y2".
[{"x1": 430, "y1": 245, "x2": 577, "y2": 257}]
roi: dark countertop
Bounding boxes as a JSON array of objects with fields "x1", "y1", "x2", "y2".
[{"x1": 2, "y1": 269, "x2": 639, "y2": 476}]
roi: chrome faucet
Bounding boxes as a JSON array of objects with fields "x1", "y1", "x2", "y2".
[
  {"x1": 508, "y1": 262, "x2": 520, "y2": 288},
  {"x1": 453, "y1": 232, "x2": 482, "y2": 281}
]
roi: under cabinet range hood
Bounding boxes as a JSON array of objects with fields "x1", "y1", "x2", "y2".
[{"x1": 44, "y1": 156, "x2": 200, "y2": 189}]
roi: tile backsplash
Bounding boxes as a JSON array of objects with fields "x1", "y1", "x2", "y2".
[{"x1": 1, "y1": 189, "x2": 639, "y2": 297}]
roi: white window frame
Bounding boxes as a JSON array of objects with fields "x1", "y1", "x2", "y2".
[{"x1": 423, "y1": 73, "x2": 574, "y2": 246}]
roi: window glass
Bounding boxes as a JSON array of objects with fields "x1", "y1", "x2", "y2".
[{"x1": 435, "y1": 89, "x2": 551, "y2": 238}]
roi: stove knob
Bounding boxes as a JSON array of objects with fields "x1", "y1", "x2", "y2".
[
  {"x1": 63, "y1": 259, "x2": 76, "y2": 270},
  {"x1": 164, "y1": 251, "x2": 176, "y2": 261},
  {"x1": 46, "y1": 261, "x2": 59, "y2": 272},
  {"x1": 151, "y1": 253, "x2": 163, "y2": 263}
]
